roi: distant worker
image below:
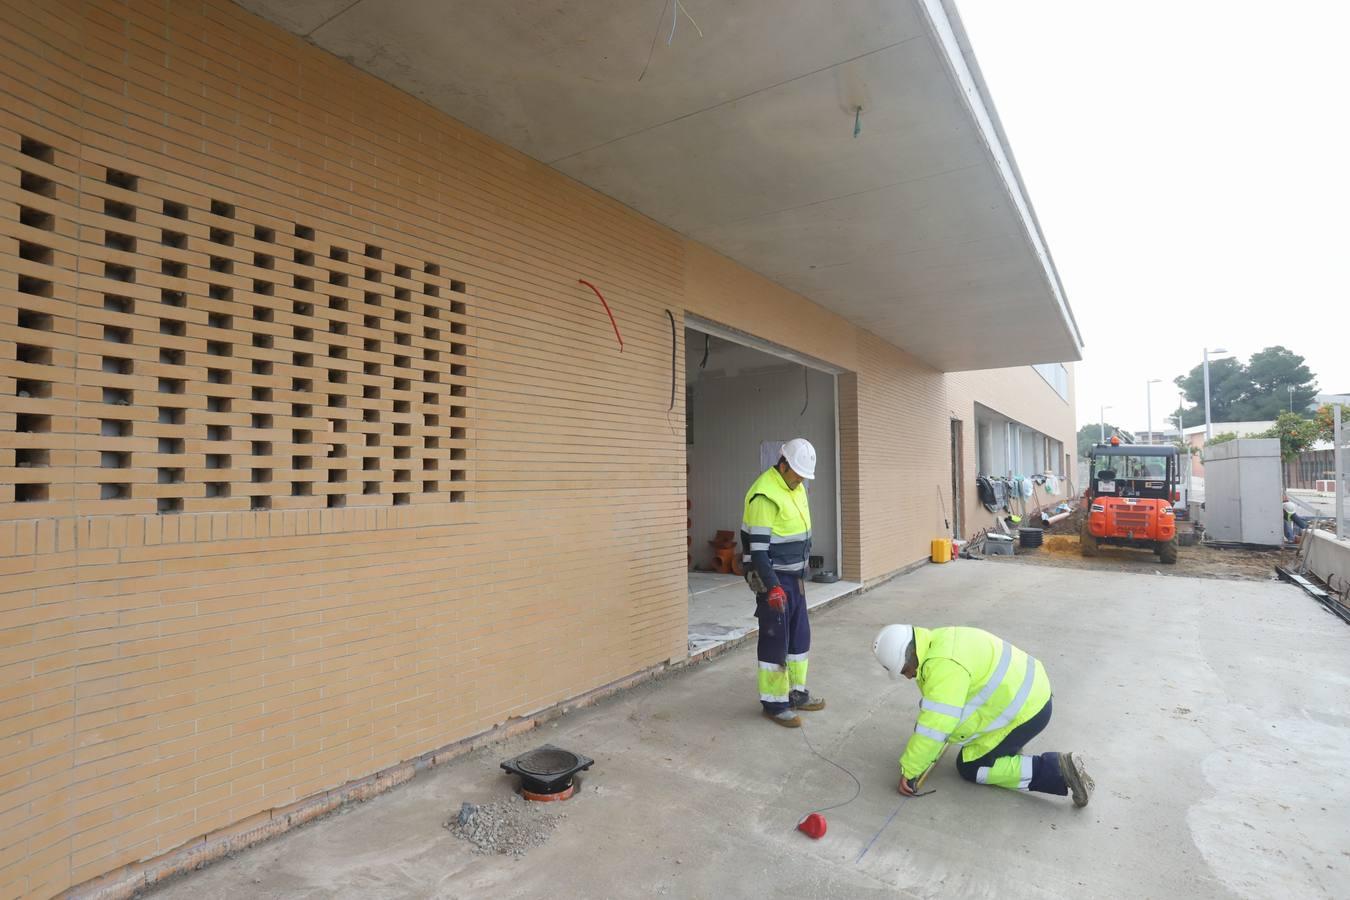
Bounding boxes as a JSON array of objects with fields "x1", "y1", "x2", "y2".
[
  {"x1": 872, "y1": 624, "x2": 1094, "y2": 806},
  {"x1": 741, "y1": 438, "x2": 824, "y2": 728},
  {"x1": 1283, "y1": 494, "x2": 1309, "y2": 542}
]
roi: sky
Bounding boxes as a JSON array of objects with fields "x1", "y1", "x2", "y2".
[{"x1": 957, "y1": 1, "x2": 1350, "y2": 434}]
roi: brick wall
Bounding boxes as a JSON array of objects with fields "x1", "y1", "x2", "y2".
[
  {"x1": 947, "y1": 364, "x2": 1078, "y2": 536},
  {"x1": 1, "y1": 2, "x2": 691, "y2": 894},
  {"x1": 0, "y1": 2, "x2": 1077, "y2": 895}
]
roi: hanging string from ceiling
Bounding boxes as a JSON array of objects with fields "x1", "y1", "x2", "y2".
[{"x1": 639, "y1": 0, "x2": 704, "y2": 81}]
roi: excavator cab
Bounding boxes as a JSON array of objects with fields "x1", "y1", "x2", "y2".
[{"x1": 1082, "y1": 437, "x2": 1179, "y2": 563}]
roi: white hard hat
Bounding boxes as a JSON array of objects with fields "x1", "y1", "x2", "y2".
[
  {"x1": 781, "y1": 438, "x2": 817, "y2": 480},
  {"x1": 873, "y1": 624, "x2": 914, "y2": 681}
]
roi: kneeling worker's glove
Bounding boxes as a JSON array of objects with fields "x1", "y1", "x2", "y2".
[{"x1": 766, "y1": 585, "x2": 787, "y2": 613}]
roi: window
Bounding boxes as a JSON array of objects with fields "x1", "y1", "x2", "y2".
[{"x1": 1032, "y1": 363, "x2": 1069, "y2": 401}]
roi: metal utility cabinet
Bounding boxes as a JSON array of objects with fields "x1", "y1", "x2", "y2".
[{"x1": 1201, "y1": 438, "x2": 1283, "y2": 547}]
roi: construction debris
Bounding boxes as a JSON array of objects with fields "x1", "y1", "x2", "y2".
[
  {"x1": 444, "y1": 797, "x2": 566, "y2": 856},
  {"x1": 998, "y1": 532, "x2": 1289, "y2": 581}
]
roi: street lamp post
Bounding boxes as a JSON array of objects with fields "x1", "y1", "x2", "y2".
[
  {"x1": 1146, "y1": 379, "x2": 1161, "y2": 444},
  {"x1": 1203, "y1": 347, "x2": 1228, "y2": 441},
  {"x1": 1099, "y1": 405, "x2": 1112, "y2": 443},
  {"x1": 1287, "y1": 384, "x2": 1295, "y2": 413}
]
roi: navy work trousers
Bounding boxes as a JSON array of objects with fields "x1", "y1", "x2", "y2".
[
  {"x1": 954, "y1": 697, "x2": 1068, "y2": 795},
  {"x1": 755, "y1": 575, "x2": 810, "y2": 713}
]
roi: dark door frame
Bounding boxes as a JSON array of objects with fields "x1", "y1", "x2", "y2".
[{"x1": 950, "y1": 419, "x2": 964, "y2": 539}]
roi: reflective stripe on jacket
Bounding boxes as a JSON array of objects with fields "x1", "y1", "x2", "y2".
[
  {"x1": 740, "y1": 467, "x2": 812, "y2": 591},
  {"x1": 900, "y1": 626, "x2": 1051, "y2": 780}
]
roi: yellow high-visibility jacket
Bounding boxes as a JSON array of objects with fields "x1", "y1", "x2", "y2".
[
  {"x1": 739, "y1": 467, "x2": 812, "y2": 591},
  {"x1": 900, "y1": 626, "x2": 1051, "y2": 780}
]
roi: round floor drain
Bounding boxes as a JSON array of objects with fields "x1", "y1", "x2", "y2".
[
  {"x1": 500, "y1": 744, "x2": 595, "y2": 800},
  {"x1": 515, "y1": 748, "x2": 579, "y2": 777}
]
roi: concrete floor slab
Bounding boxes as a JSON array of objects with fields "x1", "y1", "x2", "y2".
[
  {"x1": 688, "y1": 573, "x2": 862, "y2": 655},
  {"x1": 151, "y1": 564, "x2": 1349, "y2": 899}
]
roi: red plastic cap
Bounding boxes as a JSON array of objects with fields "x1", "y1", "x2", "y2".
[
  {"x1": 797, "y1": 813, "x2": 827, "y2": 839},
  {"x1": 1110, "y1": 436, "x2": 1121, "y2": 446}
]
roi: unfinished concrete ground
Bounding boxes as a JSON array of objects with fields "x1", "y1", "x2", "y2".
[
  {"x1": 999, "y1": 533, "x2": 1292, "y2": 582},
  {"x1": 151, "y1": 564, "x2": 1349, "y2": 899}
]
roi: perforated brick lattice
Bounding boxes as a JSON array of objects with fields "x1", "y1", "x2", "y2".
[{"x1": 3, "y1": 135, "x2": 471, "y2": 517}]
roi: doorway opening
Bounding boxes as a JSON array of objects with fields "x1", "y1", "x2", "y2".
[{"x1": 684, "y1": 319, "x2": 858, "y2": 655}]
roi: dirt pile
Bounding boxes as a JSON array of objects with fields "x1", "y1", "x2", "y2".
[
  {"x1": 1055, "y1": 504, "x2": 1087, "y2": 535},
  {"x1": 445, "y1": 797, "x2": 566, "y2": 856},
  {"x1": 1043, "y1": 535, "x2": 1079, "y2": 554}
]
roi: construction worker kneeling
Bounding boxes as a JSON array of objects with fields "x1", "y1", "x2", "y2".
[{"x1": 872, "y1": 624, "x2": 1094, "y2": 806}]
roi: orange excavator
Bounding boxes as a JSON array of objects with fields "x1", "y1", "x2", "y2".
[{"x1": 1081, "y1": 436, "x2": 1180, "y2": 564}]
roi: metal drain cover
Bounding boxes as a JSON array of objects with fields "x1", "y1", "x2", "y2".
[
  {"x1": 501, "y1": 744, "x2": 594, "y2": 795},
  {"x1": 515, "y1": 747, "x2": 581, "y2": 776}
]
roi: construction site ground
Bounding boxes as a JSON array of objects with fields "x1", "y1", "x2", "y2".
[
  {"x1": 150, "y1": 563, "x2": 1348, "y2": 900},
  {"x1": 994, "y1": 531, "x2": 1294, "y2": 581}
]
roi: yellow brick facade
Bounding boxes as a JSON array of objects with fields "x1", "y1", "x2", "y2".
[{"x1": 0, "y1": 2, "x2": 1076, "y2": 895}]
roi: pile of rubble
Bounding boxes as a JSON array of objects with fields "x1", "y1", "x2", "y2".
[{"x1": 444, "y1": 798, "x2": 565, "y2": 856}]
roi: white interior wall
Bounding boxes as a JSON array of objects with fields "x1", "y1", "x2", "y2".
[{"x1": 686, "y1": 334, "x2": 838, "y2": 573}]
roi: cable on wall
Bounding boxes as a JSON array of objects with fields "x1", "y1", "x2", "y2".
[
  {"x1": 578, "y1": 278, "x2": 623, "y2": 351},
  {"x1": 666, "y1": 309, "x2": 677, "y2": 410}
]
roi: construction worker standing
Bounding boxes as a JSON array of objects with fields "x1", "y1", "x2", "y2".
[
  {"x1": 872, "y1": 624, "x2": 1094, "y2": 805},
  {"x1": 741, "y1": 438, "x2": 825, "y2": 728}
]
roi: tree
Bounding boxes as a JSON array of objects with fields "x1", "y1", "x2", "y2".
[
  {"x1": 1313, "y1": 403, "x2": 1348, "y2": 443},
  {"x1": 1174, "y1": 357, "x2": 1248, "y2": 425},
  {"x1": 1240, "y1": 346, "x2": 1317, "y2": 419},
  {"x1": 1169, "y1": 404, "x2": 1199, "y2": 430},
  {"x1": 1206, "y1": 431, "x2": 1238, "y2": 447},
  {"x1": 1172, "y1": 346, "x2": 1319, "y2": 425},
  {"x1": 1076, "y1": 422, "x2": 1128, "y2": 458},
  {"x1": 1257, "y1": 412, "x2": 1320, "y2": 461}
]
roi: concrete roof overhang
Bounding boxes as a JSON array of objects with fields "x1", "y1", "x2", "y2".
[{"x1": 238, "y1": 0, "x2": 1083, "y2": 372}]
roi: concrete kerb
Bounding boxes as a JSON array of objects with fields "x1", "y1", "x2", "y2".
[{"x1": 66, "y1": 557, "x2": 931, "y2": 900}]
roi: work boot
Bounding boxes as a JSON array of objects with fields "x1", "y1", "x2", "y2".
[
  {"x1": 1061, "y1": 752, "x2": 1095, "y2": 808},
  {"x1": 765, "y1": 710, "x2": 802, "y2": 728},
  {"x1": 789, "y1": 690, "x2": 825, "y2": 712}
]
